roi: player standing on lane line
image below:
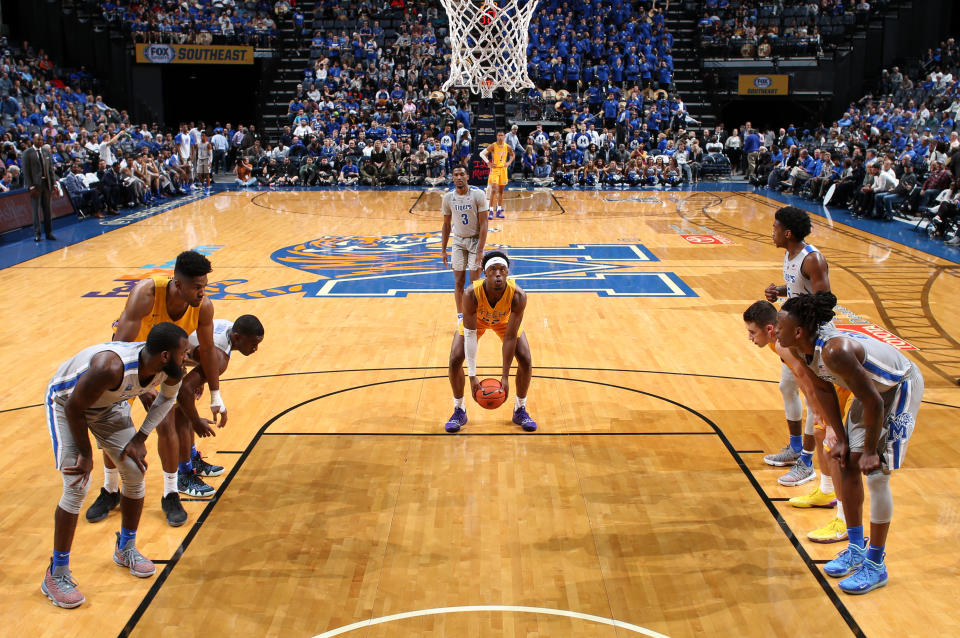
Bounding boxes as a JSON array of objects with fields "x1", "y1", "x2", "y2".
[
  {"x1": 763, "y1": 206, "x2": 831, "y2": 488},
  {"x1": 441, "y1": 165, "x2": 490, "y2": 321},
  {"x1": 173, "y1": 315, "x2": 265, "y2": 498},
  {"x1": 778, "y1": 292, "x2": 923, "y2": 595},
  {"x1": 41, "y1": 323, "x2": 188, "y2": 608}
]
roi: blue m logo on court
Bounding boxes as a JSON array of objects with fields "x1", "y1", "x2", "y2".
[{"x1": 206, "y1": 232, "x2": 696, "y2": 299}]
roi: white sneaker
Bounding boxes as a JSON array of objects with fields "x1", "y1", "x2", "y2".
[
  {"x1": 778, "y1": 461, "x2": 816, "y2": 486},
  {"x1": 764, "y1": 445, "x2": 800, "y2": 467}
]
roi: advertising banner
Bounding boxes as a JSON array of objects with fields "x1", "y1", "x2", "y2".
[
  {"x1": 737, "y1": 74, "x2": 789, "y2": 96},
  {"x1": 135, "y1": 44, "x2": 255, "y2": 65}
]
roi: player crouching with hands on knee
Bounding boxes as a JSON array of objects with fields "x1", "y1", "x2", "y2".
[{"x1": 42, "y1": 323, "x2": 188, "y2": 608}]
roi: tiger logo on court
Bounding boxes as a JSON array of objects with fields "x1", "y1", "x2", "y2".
[{"x1": 271, "y1": 232, "x2": 440, "y2": 277}]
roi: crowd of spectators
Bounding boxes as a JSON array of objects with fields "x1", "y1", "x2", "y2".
[
  {"x1": 525, "y1": 2, "x2": 676, "y2": 91},
  {"x1": 694, "y1": 0, "x2": 889, "y2": 59},
  {"x1": 0, "y1": 36, "x2": 268, "y2": 217},
  {"x1": 711, "y1": 36, "x2": 960, "y2": 245},
  {"x1": 11, "y1": 0, "x2": 960, "y2": 247},
  {"x1": 267, "y1": 0, "x2": 717, "y2": 188},
  {"x1": 304, "y1": 1, "x2": 678, "y2": 106},
  {"x1": 94, "y1": 0, "x2": 281, "y2": 46},
  {"x1": 246, "y1": 77, "x2": 737, "y2": 190}
]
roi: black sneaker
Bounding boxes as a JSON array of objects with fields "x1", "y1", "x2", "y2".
[
  {"x1": 178, "y1": 470, "x2": 216, "y2": 498},
  {"x1": 85, "y1": 488, "x2": 121, "y2": 523},
  {"x1": 192, "y1": 449, "x2": 224, "y2": 477},
  {"x1": 161, "y1": 492, "x2": 187, "y2": 527}
]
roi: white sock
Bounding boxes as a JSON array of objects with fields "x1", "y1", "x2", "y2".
[
  {"x1": 104, "y1": 466, "x2": 120, "y2": 493},
  {"x1": 454, "y1": 397, "x2": 465, "y2": 410},
  {"x1": 836, "y1": 501, "x2": 845, "y2": 523},
  {"x1": 163, "y1": 471, "x2": 178, "y2": 497},
  {"x1": 820, "y1": 473, "x2": 834, "y2": 494},
  {"x1": 515, "y1": 396, "x2": 527, "y2": 409}
]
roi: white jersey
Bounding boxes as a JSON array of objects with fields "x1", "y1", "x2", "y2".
[
  {"x1": 188, "y1": 319, "x2": 233, "y2": 359},
  {"x1": 175, "y1": 132, "x2": 192, "y2": 162},
  {"x1": 47, "y1": 342, "x2": 166, "y2": 408},
  {"x1": 783, "y1": 243, "x2": 820, "y2": 298},
  {"x1": 808, "y1": 323, "x2": 914, "y2": 393},
  {"x1": 442, "y1": 186, "x2": 488, "y2": 238},
  {"x1": 99, "y1": 141, "x2": 115, "y2": 166}
]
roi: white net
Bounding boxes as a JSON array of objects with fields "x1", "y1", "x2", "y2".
[{"x1": 441, "y1": 0, "x2": 539, "y2": 99}]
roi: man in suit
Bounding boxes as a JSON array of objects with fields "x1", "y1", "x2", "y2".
[
  {"x1": 98, "y1": 161, "x2": 129, "y2": 210},
  {"x1": 93, "y1": 160, "x2": 120, "y2": 214},
  {"x1": 23, "y1": 134, "x2": 56, "y2": 241},
  {"x1": 62, "y1": 164, "x2": 106, "y2": 218}
]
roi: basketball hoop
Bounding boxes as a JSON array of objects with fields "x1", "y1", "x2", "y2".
[{"x1": 441, "y1": 0, "x2": 539, "y2": 99}]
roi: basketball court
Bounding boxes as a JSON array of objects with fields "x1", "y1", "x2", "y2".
[{"x1": 2, "y1": 187, "x2": 959, "y2": 636}]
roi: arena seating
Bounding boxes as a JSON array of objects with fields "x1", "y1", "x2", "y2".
[
  {"x1": 692, "y1": 0, "x2": 891, "y2": 59},
  {"x1": 10, "y1": 0, "x2": 960, "y2": 217},
  {"x1": 746, "y1": 36, "x2": 960, "y2": 244},
  {"x1": 96, "y1": 0, "x2": 278, "y2": 47},
  {"x1": 0, "y1": 36, "x2": 227, "y2": 210},
  {"x1": 258, "y1": 0, "x2": 707, "y2": 188}
]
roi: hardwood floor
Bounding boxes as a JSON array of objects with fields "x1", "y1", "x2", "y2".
[{"x1": 2, "y1": 188, "x2": 957, "y2": 637}]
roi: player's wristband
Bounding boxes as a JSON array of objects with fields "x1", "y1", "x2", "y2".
[
  {"x1": 464, "y1": 328, "x2": 478, "y2": 377},
  {"x1": 210, "y1": 389, "x2": 226, "y2": 414}
]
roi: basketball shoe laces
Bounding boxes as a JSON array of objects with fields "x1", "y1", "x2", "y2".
[
  {"x1": 117, "y1": 540, "x2": 150, "y2": 567},
  {"x1": 194, "y1": 455, "x2": 214, "y2": 475},
  {"x1": 49, "y1": 565, "x2": 80, "y2": 594},
  {"x1": 187, "y1": 471, "x2": 211, "y2": 492}
]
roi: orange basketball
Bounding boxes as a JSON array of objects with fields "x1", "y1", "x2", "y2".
[{"x1": 474, "y1": 378, "x2": 506, "y2": 409}]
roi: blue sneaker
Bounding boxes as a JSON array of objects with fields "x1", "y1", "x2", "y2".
[
  {"x1": 824, "y1": 541, "x2": 866, "y2": 578},
  {"x1": 445, "y1": 407, "x2": 468, "y2": 433},
  {"x1": 512, "y1": 406, "x2": 537, "y2": 432},
  {"x1": 192, "y1": 449, "x2": 224, "y2": 477},
  {"x1": 838, "y1": 557, "x2": 888, "y2": 595},
  {"x1": 178, "y1": 470, "x2": 215, "y2": 498},
  {"x1": 496, "y1": 207, "x2": 505, "y2": 218}
]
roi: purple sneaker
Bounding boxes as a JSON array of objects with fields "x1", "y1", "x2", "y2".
[
  {"x1": 488, "y1": 210, "x2": 494, "y2": 220},
  {"x1": 496, "y1": 208, "x2": 505, "y2": 218},
  {"x1": 512, "y1": 406, "x2": 537, "y2": 432},
  {"x1": 445, "y1": 407, "x2": 468, "y2": 433}
]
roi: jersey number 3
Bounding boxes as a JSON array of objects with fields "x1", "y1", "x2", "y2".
[{"x1": 461, "y1": 213, "x2": 470, "y2": 225}]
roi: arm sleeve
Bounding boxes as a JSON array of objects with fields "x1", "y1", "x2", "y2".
[
  {"x1": 464, "y1": 328, "x2": 478, "y2": 376},
  {"x1": 138, "y1": 382, "x2": 181, "y2": 436}
]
